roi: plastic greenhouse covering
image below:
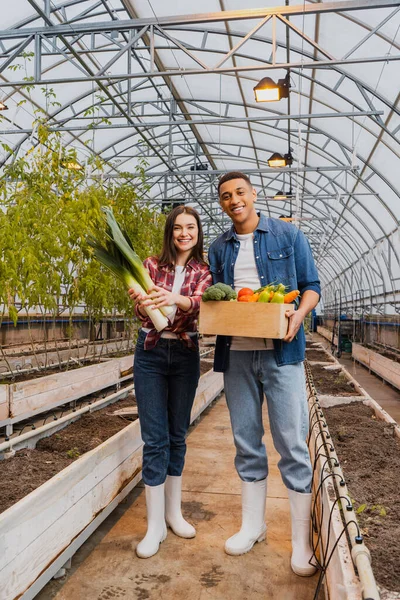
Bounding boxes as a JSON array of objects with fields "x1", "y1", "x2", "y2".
[{"x1": 0, "y1": 0, "x2": 399, "y2": 316}]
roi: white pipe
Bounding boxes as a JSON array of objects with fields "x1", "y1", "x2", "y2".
[
  {"x1": 306, "y1": 368, "x2": 380, "y2": 600},
  {"x1": 0, "y1": 384, "x2": 134, "y2": 454}
]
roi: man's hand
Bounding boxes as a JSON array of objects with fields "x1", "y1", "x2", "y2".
[
  {"x1": 283, "y1": 289, "x2": 320, "y2": 343},
  {"x1": 283, "y1": 307, "x2": 304, "y2": 342}
]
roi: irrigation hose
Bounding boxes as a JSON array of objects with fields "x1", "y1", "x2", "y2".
[{"x1": 305, "y1": 361, "x2": 380, "y2": 600}]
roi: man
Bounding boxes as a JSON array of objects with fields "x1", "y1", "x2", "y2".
[{"x1": 208, "y1": 171, "x2": 320, "y2": 576}]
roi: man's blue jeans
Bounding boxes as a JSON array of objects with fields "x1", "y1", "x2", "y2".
[
  {"x1": 134, "y1": 330, "x2": 200, "y2": 486},
  {"x1": 224, "y1": 350, "x2": 312, "y2": 493}
]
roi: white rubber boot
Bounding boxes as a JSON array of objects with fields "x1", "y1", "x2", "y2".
[
  {"x1": 225, "y1": 479, "x2": 267, "y2": 556},
  {"x1": 165, "y1": 475, "x2": 196, "y2": 538},
  {"x1": 288, "y1": 489, "x2": 317, "y2": 576},
  {"x1": 136, "y1": 483, "x2": 167, "y2": 558}
]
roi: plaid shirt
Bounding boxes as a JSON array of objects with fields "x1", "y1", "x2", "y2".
[{"x1": 135, "y1": 256, "x2": 212, "y2": 350}]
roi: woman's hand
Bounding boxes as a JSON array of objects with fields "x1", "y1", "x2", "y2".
[
  {"x1": 128, "y1": 288, "x2": 151, "y2": 316},
  {"x1": 128, "y1": 288, "x2": 147, "y2": 304},
  {"x1": 144, "y1": 285, "x2": 179, "y2": 309},
  {"x1": 128, "y1": 285, "x2": 191, "y2": 312}
]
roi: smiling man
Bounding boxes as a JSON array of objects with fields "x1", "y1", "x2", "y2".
[{"x1": 208, "y1": 171, "x2": 320, "y2": 576}]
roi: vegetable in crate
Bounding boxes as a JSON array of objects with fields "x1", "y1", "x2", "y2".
[
  {"x1": 202, "y1": 283, "x2": 237, "y2": 302},
  {"x1": 284, "y1": 290, "x2": 300, "y2": 303},
  {"x1": 87, "y1": 207, "x2": 169, "y2": 332},
  {"x1": 258, "y1": 286, "x2": 274, "y2": 303},
  {"x1": 237, "y1": 287, "x2": 254, "y2": 300}
]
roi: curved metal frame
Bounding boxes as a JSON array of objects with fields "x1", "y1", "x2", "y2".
[{"x1": 0, "y1": 0, "x2": 399, "y2": 312}]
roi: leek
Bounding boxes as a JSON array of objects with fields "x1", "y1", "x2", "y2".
[
  {"x1": 87, "y1": 212, "x2": 169, "y2": 332},
  {"x1": 102, "y1": 207, "x2": 173, "y2": 318}
]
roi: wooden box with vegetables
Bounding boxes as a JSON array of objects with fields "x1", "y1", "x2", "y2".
[{"x1": 199, "y1": 283, "x2": 299, "y2": 339}]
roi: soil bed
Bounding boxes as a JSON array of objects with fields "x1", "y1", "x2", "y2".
[
  {"x1": 324, "y1": 402, "x2": 400, "y2": 593},
  {"x1": 306, "y1": 342, "x2": 319, "y2": 348},
  {"x1": 0, "y1": 361, "x2": 213, "y2": 514},
  {"x1": 305, "y1": 349, "x2": 334, "y2": 362},
  {"x1": 0, "y1": 394, "x2": 136, "y2": 514},
  {"x1": 308, "y1": 363, "x2": 361, "y2": 396},
  {"x1": 200, "y1": 359, "x2": 213, "y2": 374}
]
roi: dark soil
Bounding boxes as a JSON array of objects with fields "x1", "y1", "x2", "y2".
[
  {"x1": 0, "y1": 362, "x2": 213, "y2": 514},
  {"x1": 324, "y1": 402, "x2": 400, "y2": 592},
  {"x1": 200, "y1": 360, "x2": 213, "y2": 375},
  {"x1": 308, "y1": 364, "x2": 361, "y2": 396},
  {"x1": 306, "y1": 349, "x2": 335, "y2": 362},
  {"x1": 0, "y1": 394, "x2": 136, "y2": 514}
]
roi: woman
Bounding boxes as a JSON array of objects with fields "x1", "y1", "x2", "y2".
[{"x1": 129, "y1": 205, "x2": 212, "y2": 559}]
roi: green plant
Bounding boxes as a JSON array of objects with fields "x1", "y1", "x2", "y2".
[
  {"x1": 0, "y1": 117, "x2": 165, "y2": 329},
  {"x1": 66, "y1": 447, "x2": 81, "y2": 459},
  {"x1": 356, "y1": 503, "x2": 387, "y2": 517}
]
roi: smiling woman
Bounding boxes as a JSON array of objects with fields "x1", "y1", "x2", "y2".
[
  {"x1": 128, "y1": 205, "x2": 212, "y2": 559},
  {"x1": 172, "y1": 213, "x2": 199, "y2": 259}
]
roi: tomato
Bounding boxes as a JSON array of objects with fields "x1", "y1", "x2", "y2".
[
  {"x1": 237, "y1": 287, "x2": 254, "y2": 299},
  {"x1": 238, "y1": 295, "x2": 251, "y2": 302}
]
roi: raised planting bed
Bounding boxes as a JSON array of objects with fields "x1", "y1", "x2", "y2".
[
  {"x1": 323, "y1": 401, "x2": 400, "y2": 598},
  {"x1": 308, "y1": 363, "x2": 362, "y2": 397},
  {"x1": 306, "y1": 347, "x2": 335, "y2": 363},
  {"x1": 0, "y1": 362, "x2": 223, "y2": 600},
  {"x1": 307, "y1": 394, "x2": 364, "y2": 600},
  {"x1": 317, "y1": 325, "x2": 335, "y2": 345},
  {"x1": 352, "y1": 343, "x2": 400, "y2": 391},
  {"x1": 0, "y1": 338, "x2": 134, "y2": 375},
  {"x1": 0, "y1": 355, "x2": 135, "y2": 436},
  {"x1": 306, "y1": 363, "x2": 380, "y2": 600}
]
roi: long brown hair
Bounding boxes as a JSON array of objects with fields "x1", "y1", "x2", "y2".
[{"x1": 158, "y1": 205, "x2": 206, "y2": 267}]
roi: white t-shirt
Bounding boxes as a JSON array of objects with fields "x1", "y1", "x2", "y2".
[
  {"x1": 231, "y1": 233, "x2": 273, "y2": 351},
  {"x1": 159, "y1": 265, "x2": 186, "y2": 339},
  {"x1": 143, "y1": 265, "x2": 187, "y2": 339},
  {"x1": 168, "y1": 265, "x2": 186, "y2": 323}
]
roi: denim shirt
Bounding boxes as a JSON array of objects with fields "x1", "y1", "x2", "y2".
[{"x1": 208, "y1": 213, "x2": 321, "y2": 370}]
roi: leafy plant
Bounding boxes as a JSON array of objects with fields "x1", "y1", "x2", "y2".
[
  {"x1": 66, "y1": 447, "x2": 81, "y2": 459},
  {"x1": 0, "y1": 104, "x2": 165, "y2": 370}
]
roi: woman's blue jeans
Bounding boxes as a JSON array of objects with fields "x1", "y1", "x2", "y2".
[
  {"x1": 134, "y1": 330, "x2": 200, "y2": 487},
  {"x1": 224, "y1": 350, "x2": 312, "y2": 493}
]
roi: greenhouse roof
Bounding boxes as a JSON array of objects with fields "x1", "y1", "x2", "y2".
[{"x1": 0, "y1": 0, "x2": 399, "y2": 313}]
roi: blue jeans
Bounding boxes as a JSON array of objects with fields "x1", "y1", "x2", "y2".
[
  {"x1": 224, "y1": 351, "x2": 312, "y2": 493},
  {"x1": 134, "y1": 330, "x2": 200, "y2": 486}
]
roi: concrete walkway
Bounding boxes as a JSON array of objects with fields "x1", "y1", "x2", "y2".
[{"x1": 37, "y1": 396, "x2": 319, "y2": 600}]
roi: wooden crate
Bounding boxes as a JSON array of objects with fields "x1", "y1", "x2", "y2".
[{"x1": 199, "y1": 301, "x2": 290, "y2": 338}]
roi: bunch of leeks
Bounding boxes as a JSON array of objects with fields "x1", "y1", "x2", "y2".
[{"x1": 88, "y1": 207, "x2": 170, "y2": 332}]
